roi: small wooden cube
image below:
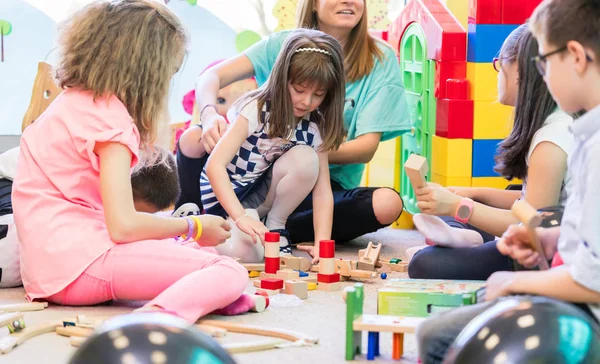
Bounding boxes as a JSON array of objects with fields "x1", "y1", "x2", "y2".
[
  {"x1": 260, "y1": 272, "x2": 278, "y2": 280},
  {"x1": 317, "y1": 281, "x2": 340, "y2": 292},
  {"x1": 261, "y1": 278, "x2": 284, "y2": 290},
  {"x1": 284, "y1": 280, "x2": 308, "y2": 299},
  {"x1": 276, "y1": 269, "x2": 300, "y2": 281}
]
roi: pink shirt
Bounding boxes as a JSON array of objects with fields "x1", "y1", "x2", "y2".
[{"x1": 13, "y1": 88, "x2": 140, "y2": 300}]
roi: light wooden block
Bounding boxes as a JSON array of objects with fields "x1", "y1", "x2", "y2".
[
  {"x1": 284, "y1": 280, "x2": 308, "y2": 299},
  {"x1": 317, "y1": 281, "x2": 340, "y2": 292},
  {"x1": 319, "y1": 258, "x2": 335, "y2": 275},
  {"x1": 259, "y1": 272, "x2": 278, "y2": 280},
  {"x1": 0, "y1": 302, "x2": 48, "y2": 312},
  {"x1": 276, "y1": 269, "x2": 300, "y2": 281},
  {"x1": 281, "y1": 256, "x2": 311, "y2": 271},
  {"x1": 404, "y1": 154, "x2": 429, "y2": 190},
  {"x1": 264, "y1": 242, "x2": 280, "y2": 258},
  {"x1": 353, "y1": 315, "x2": 425, "y2": 333}
]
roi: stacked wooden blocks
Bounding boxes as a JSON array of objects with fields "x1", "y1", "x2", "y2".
[{"x1": 317, "y1": 240, "x2": 340, "y2": 292}]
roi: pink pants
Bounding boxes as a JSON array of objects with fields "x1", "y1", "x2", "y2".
[{"x1": 47, "y1": 240, "x2": 248, "y2": 322}]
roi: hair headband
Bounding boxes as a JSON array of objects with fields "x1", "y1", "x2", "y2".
[{"x1": 294, "y1": 47, "x2": 331, "y2": 56}]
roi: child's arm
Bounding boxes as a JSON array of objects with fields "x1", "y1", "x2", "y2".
[
  {"x1": 452, "y1": 187, "x2": 521, "y2": 210},
  {"x1": 95, "y1": 142, "x2": 189, "y2": 242},
  {"x1": 328, "y1": 132, "x2": 382, "y2": 164},
  {"x1": 205, "y1": 116, "x2": 269, "y2": 244},
  {"x1": 305, "y1": 151, "x2": 334, "y2": 263}
]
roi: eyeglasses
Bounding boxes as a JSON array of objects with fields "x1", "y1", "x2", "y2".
[
  {"x1": 492, "y1": 57, "x2": 514, "y2": 72},
  {"x1": 531, "y1": 46, "x2": 567, "y2": 76}
]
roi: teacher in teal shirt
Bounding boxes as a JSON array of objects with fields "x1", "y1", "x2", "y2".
[{"x1": 177, "y1": 0, "x2": 411, "y2": 251}]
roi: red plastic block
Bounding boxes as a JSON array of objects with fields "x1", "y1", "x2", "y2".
[
  {"x1": 446, "y1": 79, "x2": 469, "y2": 99},
  {"x1": 435, "y1": 98, "x2": 474, "y2": 139},
  {"x1": 317, "y1": 273, "x2": 341, "y2": 284},
  {"x1": 501, "y1": 0, "x2": 542, "y2": 25},
  {"x1": 261, "y1": 278, "x2": 284, "y2": 290},
  {"x1": 264, "y1": 257, "x2": 280, "y2": 274},
  {"x1": 468, "y1": 0, "x2": 502, "y2": 24},
  {"x1": 265, "y1": 232, "x2": 280, "y2": 243},
  {"x1": 435, "y1": 61, "x2": 467, "y2": 99},
  {"x1": 388, "y1": 0, "x2": 466, "y2": 62},
  {"x1": 319, "y1": 240, "x2": 335, "y2": 258}
]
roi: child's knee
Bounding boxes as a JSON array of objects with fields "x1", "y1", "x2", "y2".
[
  {"x1": 288, "y1": 145, "x2": 319, "y2": 179},
  {"x1": 178, "y1": 126, "x2": 204, "y2": 158}
]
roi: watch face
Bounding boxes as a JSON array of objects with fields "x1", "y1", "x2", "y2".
[{"x1": 457, "y1": 205, "x2": 470, "y2": 219}]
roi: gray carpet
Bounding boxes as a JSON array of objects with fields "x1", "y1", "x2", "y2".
[{"x1": 0, "y1": 227, "x2": 426, "y2": 364}]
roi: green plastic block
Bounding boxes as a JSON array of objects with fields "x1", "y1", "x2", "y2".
[
  {"x1": 345, "y1": 283, "x2": 364, "y2": 360},
  {"x1": 389, "y1": 258, "x2": 402, "y2": 264},
  {"x1": 377, "y1": 279, "x2": 486, "y2": 317}
]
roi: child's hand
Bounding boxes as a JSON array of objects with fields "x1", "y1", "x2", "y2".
[
  {"x1": 201, "y1": 114, "x2": 228, "y2": 154},
  {"x1": 485, "y1": 271, "x2": 515, "y2": 301},
  {"x1": 416, "y1": 182, "x2": 462, "y2": 216},
  {"x1": 196, "y1": 215, "x2": 232, "y2": 246},
  {"x1": 297, "y1": 243, "x2": 320, "y2": 264},
  {"x1": 236, "y1": 216, "x2": 269, "y2": 245},
  {"x1": 496, "y1": 224, "x2": 558, "y2": 268}
]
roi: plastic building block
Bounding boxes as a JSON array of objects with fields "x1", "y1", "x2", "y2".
[
  {"x1": 366, "y1": 138, "x2": 400, "y2": 189},
  {"x1": 446, "y1": 0, "x2": 469, "y2": 30},
  {"x1": 388, "y1": 0, "x2": 466, "y2": 62},
  {"x1": 260, "y1": 278, "x2": 284, "y2": 290},
  {"x1": 431, "y1": 173, "x2": 472, "y2": 187},
  {"x1": 471, "y1": 176, "x2": 522, "y2": 189},
  {"x1": 466, "y1": 62, "x2": 498, "y2": 101},
  {"x1": 472, "y1": 139, "x2": 502, "y2": 177},
  {"x1": 431, "y1": 135, "x2": 473, "y2": 177},
  {"x1": 345, "y1": 284, "x2": 364, "y2": 360},
  {"x1": 390, "y1": 258, "x2": 402, "y2": 264},
  {"x1": 467, "y1": 23, "x2": 520, "y2": 63},
  {"x1": 400, "y1": 23, "x2": 428, "y2": 134},
  {"x1": 319, "y1": 240, "x2": 335, "y2": 258},
  {"x1": 435, "y1": 61, "x2": 467, "y2": 99},
  {"x1": 317, "y1": 273, "x2": 341, "y2": 284},
  {"x1": 502, "y1": 0, "x2": 542, "y2": 25},
  {"x1": 473, "y1": 101, "x2": 514, "y2": 139},
  {"x1": 468, "y1": 0, "x2": 502, "y2": 24},
  {"x1": 435, "y1": 98, "x2": 474, "y2": 139}
]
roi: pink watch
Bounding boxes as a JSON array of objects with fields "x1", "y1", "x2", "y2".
[{"x1": 454, "y1": 197, "x2": 474, "y2": 224}]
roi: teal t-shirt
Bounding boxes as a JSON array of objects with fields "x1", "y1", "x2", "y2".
[{"x1": 244, "y1": 30, "x2": 411, "y2": 189}]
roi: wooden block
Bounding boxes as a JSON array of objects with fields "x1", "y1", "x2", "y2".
[
  {"x1": 284, "y1": 280, "x2": 308, "y2": 299},
  {"x1": 357, "y1": 261, "x2": 376, "y2": 271},
  {"x1": 261, "y1": 278, "x2": 284, "y2": 290},
  {"x1": 319, "y1": 258, "x2": 335, "y2": 275},
  {"x1": 335, "y1": 260, "x2": 354, "y2": 276},
  {"x1": 307, "y1": 282, "x2": 317, "y2": 290},
  {"x1": 348, "y1": 270, "x2": 378, "y2": 279},
  {"x1": 358, "y1": 242, "x2": 381, "y2": 272},
  {"x1": 260, "y1": 272, "x2": 278, "y2": 280},
  {"x1": 317, "y1": 273, "x2": 340, "y2": 283},
  {"x1": 298, "y1": 274, "x2": 317, "y2": 283},
  {"x1": 56, "y1": 326, "x2": 93, "y2": 338},
  {"x1": 253, "y1": 280, "x2": 261, "y2": 288},
  {"x1": 352, "y1": 315, "x2": 425, "y2": 333},
  {"x1": 276, "y1": 269, "x2": 300, "y2": 281},
  {"x1": 0, "y1": 302, "x2": 48, "y2": 313},
  {"x1": 281, "y1": 256, "x2": 311, "y2": 272},
  {"x1": 264, "y1": 242, "x2": 280, "y2": 258},
  {"x1": 380, "y1": 262, "x2": 408, "y2": 273},
  {"x1": 256, "y1": 288, "x2": 279, "y2": 297},
  {"x1": 0, "y1": 320, "x2": 62, "y2": 354},
  {"x1": 404, "y1": 154, "x2": 428, "y2": 190},
  {"x1": 317, "y1": 281, "x2": 340, "y2": 292},
  {"x1": 243, "y1": 263, "x2": 265, "y2": 272}
]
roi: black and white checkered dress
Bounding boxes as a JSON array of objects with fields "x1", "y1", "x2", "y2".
[{"x1": 200, "y1": 99, "x2": 323, "y2": 216}]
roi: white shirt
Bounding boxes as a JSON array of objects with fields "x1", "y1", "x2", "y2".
[
  {"x1": 0, "y1": 147, "x2": 20, "y2": 181},
  {"x1": 522, "y1": 109, "x2": 574, "y2": 205},
  {"x1": 557, "y1": 105, "x2": 600, "y2": 321}
]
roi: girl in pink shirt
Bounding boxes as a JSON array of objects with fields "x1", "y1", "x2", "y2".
[{"x1": 12, "y1": 0, "x2": 255, "y2": 322}]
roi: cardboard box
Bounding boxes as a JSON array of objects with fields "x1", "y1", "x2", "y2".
[{"x1": 378, "y1": 279, "x2": 486, "y2": 317}]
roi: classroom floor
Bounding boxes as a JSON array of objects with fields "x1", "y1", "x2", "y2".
[{"x1": 0, "y1": 227, "x2": 425, "y2": 364}]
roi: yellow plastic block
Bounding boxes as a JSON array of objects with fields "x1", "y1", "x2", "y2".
[
  {"x1": 445, "y1": 0, "x2": 468, "y2": 30},
  {"x1": 361, "y1": 164, "x2": 369, "y2": 187},
  {"x1": 392, "y1": 210, "x2": 414, "y2": 230},
  {"x1": 431, "y1": 135, "x2": 473, "y2": 177},
  {"x1": 431, "y1": 173, "x2": 471, "y2": 187},
  {"x1": 471, "y1": 177, "x2": 523, "y2": 189},
  {"x1": 366, "y1": 138, "x2": 400, "y2": 189},
  {"x1": 467, "y1": 62, "x2": 498, "y2": 102},
  {"x1": 473, "y1": 101, "x2": 514, "y2": 139}
]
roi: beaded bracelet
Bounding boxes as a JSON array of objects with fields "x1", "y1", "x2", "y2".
[{"x1": 190, "y1": 216, "x2": 203, "y2": 241}]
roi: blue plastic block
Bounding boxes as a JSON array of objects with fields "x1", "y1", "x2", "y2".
[
  {"x1": 467, "y1": 24, "x2": 519, "y2": 63},
  {"x1": 472, "y1": 139, "x2": 502, "y2": 177},
  {"x1": 367, "y1": 332, "x2": 379, "y2": 360},
  {"x1": 296, "y1": 270, "x2": 308, "y2": 277}
]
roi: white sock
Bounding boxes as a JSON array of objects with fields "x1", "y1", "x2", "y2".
[{"x1": 413, "y1": 214, "x2": 484, "y2": 248}]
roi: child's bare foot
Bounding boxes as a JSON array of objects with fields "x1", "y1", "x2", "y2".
[{"x1": 413, "y1": 214, "x2": 483, "y2": 248}]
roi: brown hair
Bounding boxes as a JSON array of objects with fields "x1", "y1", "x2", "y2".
[
  {"x1": 530, "y1": 0, "x2": 600, "y2": 61},
  {"x1": 494, "y1": 25, "x2": 559, "y2": 180},
  {"x1": 55, "y1": 0, "x2": 188, "y2": 151},
  {"x1": 237, "y1": 29, "x2": 346, "y2": 152},
  {"x1": 131, "y1": 145, "x2": 180, "y2": 211},
  {"x1": 296, "y1": 0, "x2": 383, "y2": 82}
]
